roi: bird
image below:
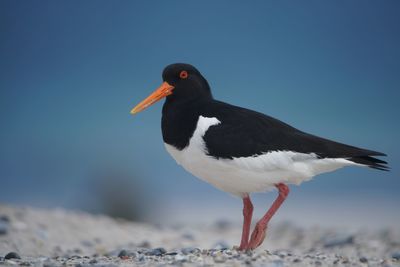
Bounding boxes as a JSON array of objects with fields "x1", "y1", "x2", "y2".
[{"x1": 130, "y1": 63, "x2": 388, "y2": 250}]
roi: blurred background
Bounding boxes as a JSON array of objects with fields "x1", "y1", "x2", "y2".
[{"x1": 1, "y1": 1, "x2": 399, "y2": 228}]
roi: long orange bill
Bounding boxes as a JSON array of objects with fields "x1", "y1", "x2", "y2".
[{"x1": 130, "y1": 81, "x2": 174, "y2": 114}]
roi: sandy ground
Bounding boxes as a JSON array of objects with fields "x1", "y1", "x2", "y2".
[{"x1": 0, "y1": 204, "x2": 399, "y2": 267}]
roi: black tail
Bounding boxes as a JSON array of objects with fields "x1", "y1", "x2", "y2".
[{"x1": 349, "y1": 155, "x2": 389, "y2": 171}]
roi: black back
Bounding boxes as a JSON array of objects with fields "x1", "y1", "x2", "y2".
[{"x1": 201, "y1": 101, "x2": 388, "y2": 170}]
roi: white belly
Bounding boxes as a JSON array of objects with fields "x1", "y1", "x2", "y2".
[{"x1": 164, "y1": 116, "x2": 358, "y2": 197}]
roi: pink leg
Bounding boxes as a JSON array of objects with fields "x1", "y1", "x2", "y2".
[
  {"x1": 248, "y1": 183, "x2": 289, "y2": 249},
  {"x1": 239, "y1": 195, "x2": 254, "y2": 250}
]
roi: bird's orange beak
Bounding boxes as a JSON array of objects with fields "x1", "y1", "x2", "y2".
[{"x1": 130, "y1": 82, "x2": 174, "y2": 114}]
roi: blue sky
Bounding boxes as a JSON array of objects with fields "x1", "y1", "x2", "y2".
[{"x1": 1, "y1": 1, "x2": 399, "y2": 225}]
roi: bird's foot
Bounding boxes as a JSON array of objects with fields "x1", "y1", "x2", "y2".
[
  {"x1": 238, "y1": 244, "x2": 247, "y2": 251},
  {"x1": 247, "y1": 222, "x2": 267, "y2": 250}
]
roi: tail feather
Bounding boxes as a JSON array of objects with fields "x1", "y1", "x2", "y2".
[{"x1": 349, "y1": 155, "x2": 389, "y2": 171}]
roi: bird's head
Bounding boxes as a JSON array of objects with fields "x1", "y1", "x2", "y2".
[{"x1": 131, "y1": 63, "x2": 212, "y2": 114}]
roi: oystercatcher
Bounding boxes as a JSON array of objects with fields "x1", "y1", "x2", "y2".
[{"x1": 131, "y1": 63, "x2": 388, "y2": 250}]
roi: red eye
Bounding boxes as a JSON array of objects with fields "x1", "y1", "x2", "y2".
[{"x1": 179, "y1": 70, "x2": 188, "y2": 79}]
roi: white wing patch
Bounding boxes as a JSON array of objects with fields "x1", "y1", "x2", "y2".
[
  {"x1": 189, "y1": 116, "x2": 221, "y2": 153},
  {"x1": 165, "y1": 115, "x2": 360, "y2": 197}
]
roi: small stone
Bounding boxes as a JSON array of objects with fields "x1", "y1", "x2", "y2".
[
  {"x1": 245, "y1": 250, "x2": 253, "y2": 257},
  {"x1": 360, "y1": 256, "x2": 368, "y2": 263},
  {"x1": 174, "y1": 254, "x2": 188, "y2": 262},
  {"x1": 224, "y1": 249, "x2": 233, "y2": 256},
  {"x1": 181, "y1": 247, "x2": 200, "y2": 255},
  {"x1": 73, "y1": 248, "x2": 82, "y2": 254},
  {"x1": 118, "y1": 250, "x2": 129, "y2": 258},
  {"x1": 43, "y1": 260, "x2": 58, "y2": 267},
  {"x1": 0, "y1": 215, "x2": 10, "y2": 235},
  {"x1": 213, "y1": 241, "x2": 229, "y2": 250},
  {"x1": 267, "y1": 260, "x2": 284, "y2": 267},
  {"x1": 0, "y1": 215, "x2": 10, "y2": 222},
  {"x1": 80, "y1": 240, "x2": 93, "y2": 247},
  {"x1": 145, "y1": 247, "x2": 166, "y2": 256},
  {"x1": 0, "y1": 221, "x2": 9, "y2": 235},
  {"x1": 68, "y1": 255, "x2": 82, "y2": 260},
  {"x1": 392, "y1": 252, "x2": 400, "y2": 260},
  {"x1": 181, "y1": 232, "x2": 195, "y2": 240},
  {"x1": 293, "y1": 258, "x2": 301, "y2": 263},
  {"x1": 274, "y1": 249, "x2": 290, "y2": 258},
  {"x1": 210, "y1": 250, "x2": 221, "y2": 257},
  {"x1": 213, "y1": 255, "x2": 227, "y2": 263},
  {"x1": 215, "y1": 219, "x2": 231, "y2": 230},
  {"x1": 89, "y1": 259, "x2": 98, "y2": 264},
  {"x1": 4, "y1": 252, "x2": 21, "y2": 260},
  {"x1": 323, "y1": 235, "x2": 354, "y2": 248}
]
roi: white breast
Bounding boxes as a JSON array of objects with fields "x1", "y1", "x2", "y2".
[{"x1": 165, "y1": 116, "x2": 359, "y2": 197}]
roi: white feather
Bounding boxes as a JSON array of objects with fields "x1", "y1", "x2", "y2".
[{"x1": 165, "y1": 116, "x2": 360, "y2": 197}]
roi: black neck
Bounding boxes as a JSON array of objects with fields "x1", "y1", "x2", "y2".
[{"x1": 162, "y1": 97, "x2": 211, "y2": 150}]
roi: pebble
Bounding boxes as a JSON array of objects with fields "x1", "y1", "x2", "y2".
[
  {"x1": 213, "y1": 255, "x2": 227, "y2": 263},
  {"x1": 359, "y1": 256, "x2": 368, "y2": 263},
  {"x1": 0, "y1": 214, "x2": 10, "y2": 235},
  {"x1": 73, "y1": 248, "x2": 82, "y2": 254},
  {"x1": 0, "y1": 220, "x2": 9, "y2": 235},
  {"x1": 0, "y1": 215, "x2": 10, "y2": 222},
  {"x1": 181, "y1": 232, "x2": 195, "y2": 240},
  {"x1": 145, "y1": 247, "x2": 166, "y2": 256},
  {"x1": 215, "y1": 219, "x2": 232, "y2": 230},
  {"x1": 275, "y1": 250, "x2": 290, "y2": 258},
  {"x1": 181, "y1": 247, "x2": 201, "y2": 255},
  {"x1": 80, "y1": 240, "x2": 93, "y2": 247},
  {"x1": 266, "y1": 260, "x2": 284, "y2": 267},
  {"x1": 118, "y1": 250, "x2": 129, "y2": 258},
  {"x1": 392, "y1": 252, "x2": 400, "y2": 260},
  {"x1": 323, "y1": 235, "x2": 354, "y2": 248},
  {"x1": 174, "y1": 254, "x2": 188, "y2": 262},
  {"x1": 213, "y1": 241, "x2": 229, "y2": 250},
  {"x1": 43, "y1": 260, "x2": 58, "y2": 267},
  {"x1": 4, "y1": 252, "x2": 21, "y2": 260}
]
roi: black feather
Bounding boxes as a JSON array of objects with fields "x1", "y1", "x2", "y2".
[{"x1": 200, "y1": 101, "x2": 388, "y2": 171}]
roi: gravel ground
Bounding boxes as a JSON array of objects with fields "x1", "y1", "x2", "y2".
[{"x1": 0, "y1": 204, "x2": 399, "y2": 267}]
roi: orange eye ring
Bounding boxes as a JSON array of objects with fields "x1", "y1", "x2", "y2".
[{"x1": 179, "y1": 70, "x2": 188, "y2": 79}]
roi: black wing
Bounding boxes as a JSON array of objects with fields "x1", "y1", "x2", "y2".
[{"x1": 202, "y1": 101, "x2": 388, "y2": 171}]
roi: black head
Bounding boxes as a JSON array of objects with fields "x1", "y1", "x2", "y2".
[
  {"x1": 131, "y1": 63, "x2": 212, "y2": 114},
  {"x1": 162, "y1": 63, "x2": 212, "y2": 102}
]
